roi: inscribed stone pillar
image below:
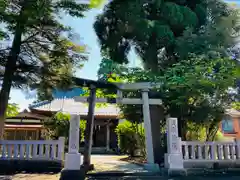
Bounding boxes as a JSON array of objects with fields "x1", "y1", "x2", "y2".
[
  {"x1": 165, "y1": 118, "x2": 184, "y2": 169},
  {"x1": 68, "y1": 114, "x2": 80, "y2": 154},
  {"x1": 64, "y1": 114, "x2": 81, "y2": 170}
]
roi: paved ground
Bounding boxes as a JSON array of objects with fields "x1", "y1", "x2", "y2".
[
  {"x1": 86, "y1": 176, "x2": 240, "y2": 180},
  {"x1": 1, "y1": 155, "x2": 240, "y2": 180},
  {"x1": 90, "y1": 155, "x2": 147, "y2": 173},
  {"x1": 0, "y1": 155, "x2": 145, "y2": 180},
  {"x1": 0, "y1": 174, "x2": 60, "y2": 180}
]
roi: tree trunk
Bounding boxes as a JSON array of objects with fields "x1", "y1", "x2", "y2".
[
  {"x1": 177, "y1": 118, "x2": 186, "y2": 140},
  {"x1": 0, "y1": 3, "x2": 28, "y2": 139},
  {"x1": 206, "y1": 121, "x2": 219, "y2": 141}
]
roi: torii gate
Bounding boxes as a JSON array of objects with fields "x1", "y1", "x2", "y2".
[{"x1": 60, "y1": 79, "x2": 162, "y2": 179}]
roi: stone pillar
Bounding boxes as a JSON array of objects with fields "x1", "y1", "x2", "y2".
[
  {"x1": 64, "y1": 114, "x2": 81, "y2": 170},
  {"x1": 142, "y1": 89, "x2": 159, "y2": 171},
  {"x1": 106, "y1": 124, "x2": 110, "y2": 151},
  {"x1": 165, "y1": 118, "x2": 185, "y2": 175},
  {"x1": 60, "y1": 114, "x2": 84, "y2": 180}
]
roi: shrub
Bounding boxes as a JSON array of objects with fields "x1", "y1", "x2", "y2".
[
  {"x1": 214, "y1": 131, "x2": 234, "y2": 141},
  {"x1": 186, "y1": 122, "x2": 207, "y2": 141},
  {"x1": 115, "y1": 120, "x2": 145, "y2": 157},
  {"x1": 43, "y1": 112, "x2": 86, "y2": 148}
]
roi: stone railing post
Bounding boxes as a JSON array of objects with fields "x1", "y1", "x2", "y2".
[
  {"x1": 235, "y1": 139, "x2": 240, "y2": 160},
  {"x1": 58, "y1": 137, "x2": 65, "y2": 161}
]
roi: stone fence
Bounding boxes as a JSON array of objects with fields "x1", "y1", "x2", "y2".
[
  {"x1": 0, "y1": 137, "x2": 65, "y2": 161},
  {"x1": 165, "y1": 118, "x2": 240, "y2": 170}
]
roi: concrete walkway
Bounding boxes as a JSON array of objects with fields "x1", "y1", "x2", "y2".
[{"x1": 90, "y1": 155, "x2": 148, "y2": 173}]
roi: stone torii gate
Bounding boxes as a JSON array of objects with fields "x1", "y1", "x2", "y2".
[{"x1": 60, "y1": 79, "x2": 162, "y2": 179}]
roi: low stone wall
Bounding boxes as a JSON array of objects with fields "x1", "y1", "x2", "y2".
[
  {"x1": 184, "y1": 160, "x2": 240, "y2": 169},
  {"x1": 0, "y1": 159, "x2": 63, "y2": 174}
]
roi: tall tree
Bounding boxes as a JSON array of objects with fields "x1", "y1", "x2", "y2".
[
  {"x1": 97, "y1": 58, "x2": 128, "y2": 81},
  {"x1": 95, "y1": 1, "x2": 240, "y2": 163},
  {"x1": 0, "y1": 0, "x2": 103, "y2": 138},
  {"x1": 94, "y1": 0, "x2": 238, "y2": 71}
]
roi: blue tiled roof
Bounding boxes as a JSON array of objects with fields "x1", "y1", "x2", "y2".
[
  {"x1": 53, "y1": 88, "x2": 85, "y2": 98},
  {"x1": 30, "y1": 98, "x2": 120, "y2": 116},
  {"x1": 29, "y1": 88, "x2": 85, "y2": 109},
  {"x1": 29, "y1": 100, "x2": 50, "y2": 109},
  {"x1": 29, "y1": 88, "x2": 120, "y2": 116}
]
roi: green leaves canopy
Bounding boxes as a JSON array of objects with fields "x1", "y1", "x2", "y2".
[
  {"x1": 6, "y1": 103, "x2": 19, "y2": 118},
  {"x1": 44, "y1": 112, "x2": 86, "y2": 142},
  {"x1": 0, "y1": 0, "x2": 90, "y2": 97},
  {"x1": 94, "y1": 0, "x2": 207, "y2": 66},
  {"x1": 94, "y1": 0, "x2": 238, "y2": 72}
]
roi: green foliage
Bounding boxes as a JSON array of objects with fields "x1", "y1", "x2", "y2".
[
  {"x1": 115, "y1": 120, "x2": 145, "y2": 157},
  {"x1": 94, "y1": 0, "x2": 235, "y2": 71},
  {"x1": 80, "y1": 87, "x2": 117, "y2": 108},
  {"x1": 0, "y1": 0, "x2": 103, "y2": 125},
  {"x1": 232, "y1": 102, "x2": 240, "y2": 111},
  {"x1": 79, "y1": 58, "x2": 126, "y2": 108},
  {"x1": 89, "y1": 0, "x2": 106, "y2": 8},
  {"x1": 186, "y1": 124, "x2": 231, "y2": 142},
  {"x1": 95, "y1": 1, "x2": 239, "y2": 143},
  {"x1": 99, "y1": 56, "x2": 238, "y2": 139},
  {"x1": 97, "y1": 58, "x2": 128, "y2": 81},
  {"x1": 0, "y1": 0, "x2": 89, "y2": 91},
  {"x1": 6, "y1": 104, "x2": 19, "y2": 118},
  {"x1": 214, "y1": 131, "x2": 224, "y2": 141},
  {"x1": 80, "y1": 118, "x2": 86, "y2": 142},
  {"x1": 186, "y1": 122, "x2": 206, "y2": 141},
  {"x1": 43, "y1": 112, "x2": 86, "y2": 142},
  {"x1": 151, "y1": 57, "x2": 237, "y2": 138},
  {"x1": 214, "y1": 131, "x2": 234, "y2": 141}
]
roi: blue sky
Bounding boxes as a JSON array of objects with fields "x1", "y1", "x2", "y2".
[{"x1": 9, "y1": 0, "x2": 240, "y2": 110}]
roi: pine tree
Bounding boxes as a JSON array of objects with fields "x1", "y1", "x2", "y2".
[{"x1": 0, "y1": 0, "x2": 103, "y2": 138}]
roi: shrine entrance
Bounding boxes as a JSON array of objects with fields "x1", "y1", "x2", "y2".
[{"x1": 60, "y1": 78, "x2": 163, "y2": 179}]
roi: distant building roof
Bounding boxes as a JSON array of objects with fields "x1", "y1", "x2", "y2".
[
  {"x1": 29, "y1": 98, "x2": 120, "y2": 117},
  {"x1": 5, "y1": 124, "x2": 43, "y2": 129},
  {"x1": 6, "y1": 111, "x2": 47, "y2": 120},
  {"x1": 226, "y1": 109, "x2": 240, "y2": 117}
]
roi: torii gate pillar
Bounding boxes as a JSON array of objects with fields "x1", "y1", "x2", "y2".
[
  {"x1": 116, "y1": 82, "x2": 161, "y2": 171},
  {"x1": 142, "y1": 89, "x2": 154, "y2": 163}
]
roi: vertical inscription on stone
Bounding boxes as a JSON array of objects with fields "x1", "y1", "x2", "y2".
[
  {"x1": 69, "y1": 114, "x2": 80, "y2": 153},
  {"x1": 167, "y1": 118, "x2": 180, "y2": 154}
]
